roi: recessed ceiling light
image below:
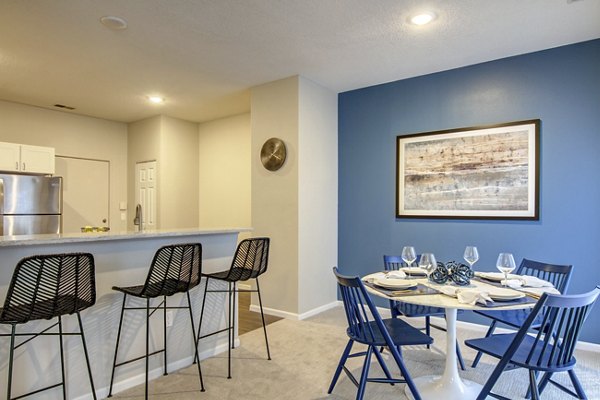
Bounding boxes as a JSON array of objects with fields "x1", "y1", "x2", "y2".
[
  {"x1": 409, "y1": 12, "x2": 436, "y2": 26},
  {"x1": 148, "y1": 96, "x2": 165, "y2": 104},
  {"x1": 100, "y1": 15, "x2": 128, "y2": 30}
]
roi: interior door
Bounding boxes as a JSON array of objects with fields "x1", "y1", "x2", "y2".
[
  {"x1": 55, "y1": 156, "x2": 110, "y2": 233},
  {"x1": 135, "y1": 161, "x2": 157, "y2": 230}
]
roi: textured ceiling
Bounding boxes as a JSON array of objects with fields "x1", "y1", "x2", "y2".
[{"x1": 0, "y1": 0, "x2": 598, "y2": 123}]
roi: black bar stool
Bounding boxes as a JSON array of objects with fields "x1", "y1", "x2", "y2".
[
  {"x1": 195, "y1": 237, "x2": 271, "y2": 378},
  {"x1": 107, "y1": 243, "x2": 205, "y2": 399},
  {"x1": 0, "y1": 253, "x2": 97, "y2": 400}
]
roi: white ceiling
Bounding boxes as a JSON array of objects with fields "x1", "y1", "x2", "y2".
[{"x1": 0, "y1": 0, "x2": 598, "y2": 123}]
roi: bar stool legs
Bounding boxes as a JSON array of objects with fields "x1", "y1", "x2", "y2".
[
  {"x1": 108, "y1": 292, "x2": 205, "y2": 399},
  {"x1": 3, "y1": 313, "x2": 97, "y2": 400},
  {"x1": 195, "y1": 275, "x2": 272, "y2": 379},
  {"x1": 256, "y1": 278, "x2": 271, "y2": 360}
]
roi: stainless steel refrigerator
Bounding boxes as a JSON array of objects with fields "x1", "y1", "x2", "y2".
[{"x1": 0, "y1": 174, "x2": 62, "y2": 235}]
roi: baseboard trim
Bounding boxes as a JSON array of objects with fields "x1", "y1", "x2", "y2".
[
  {"x1": 74, "y1": 339, "x2": 239, "y2": 400},
  {"x1": 249, "y1": 300, "x2": 340, "y2": 321}
]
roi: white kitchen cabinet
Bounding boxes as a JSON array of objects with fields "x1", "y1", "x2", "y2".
[{"x1": 0, "y1": 142, "x2": 55, "y2": 174}]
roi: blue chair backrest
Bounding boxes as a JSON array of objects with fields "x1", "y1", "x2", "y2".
[
  {"x1": 333, "y1": 267, "x2": 394, "y2": 345},
  {"x1": 517, "y1": 259, "x2": 573, "y2": 293},
  {"x1": 383, "y1": 254, "x2": 421, "y2": 270},
  {"x1": 507, "y1": 286, "x2": 599, "y2": 369}
]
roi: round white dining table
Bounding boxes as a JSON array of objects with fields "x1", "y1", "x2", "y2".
[{"x1": 363, "y1": 273, "x2": 535, "y2": 400}]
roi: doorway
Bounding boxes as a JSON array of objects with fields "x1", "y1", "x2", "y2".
[{"x1": 135, "y1": 161, "x2": 157, "y2": 230}]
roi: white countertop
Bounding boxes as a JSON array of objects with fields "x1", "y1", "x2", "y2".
[{"x1": 0, "y1": 227, "x2": 252, "y2": 247}]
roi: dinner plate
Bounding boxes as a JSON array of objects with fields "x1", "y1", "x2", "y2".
[
  {"x1": 401, "y1": 267, "x2": 427, "y2": 276},
  {"x1": 374, "y1": 278, "x2": 417, "y2": 290},
  {"x1": 488, "y1": 288, "x2": 525, "y2": 301},
  {"x1": 478, "y1": 272, "x2": 521, "y2": 282}
]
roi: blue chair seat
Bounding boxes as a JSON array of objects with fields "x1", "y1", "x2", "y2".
[
  {"x1": 466, "y1": 333, "x2": 577, "y2": 372},
  {"x1": 348, "y1": 318, "x2": 433, "y2": 347}
]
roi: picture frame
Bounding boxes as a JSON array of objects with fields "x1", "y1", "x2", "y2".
[{"x1": 396, "y1": 119, "x2": 540, "y2": 220}]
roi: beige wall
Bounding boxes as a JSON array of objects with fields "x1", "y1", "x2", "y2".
[
  {"x1": 127, "y1": 115, "x2": 199, "y2": 229},
  {"x1": 198, "y1": 113, "x2": 251, "y2": 232},
  {"x1": 297, "y1": 76, "x2": 338, "y2": 314},
  {"x1": 0, "y1": 100, "x2": 128, "y2": 231},
  {"x1": 160, "y1": 115, "x2": 199, "y2": 228},
  {"x1": 251, "y1": 77, "x2": 300, "y2": 314}
]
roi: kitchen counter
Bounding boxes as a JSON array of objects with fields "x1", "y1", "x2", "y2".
[
  {"x1": 0, "y1": 227, "x2": 251, "y2": 247},
  {"x1": 0, "y1": 227, "x2": 250, "y2": 400}
]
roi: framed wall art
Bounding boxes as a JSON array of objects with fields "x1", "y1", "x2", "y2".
[{"x1": 396, "y1": 119, "x2": 540, "y2": 220}]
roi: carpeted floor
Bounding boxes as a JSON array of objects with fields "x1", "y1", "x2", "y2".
[{"x1": 113, "y1": 305, "x2": 600, "y2": 399}]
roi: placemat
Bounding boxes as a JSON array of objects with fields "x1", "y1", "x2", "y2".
[
  {"x1": 364, "y1": 282, "x2": 439, "y2": 297},
  {"x1": 482, "y1": 295, "x2": 538, "y2": 308}
]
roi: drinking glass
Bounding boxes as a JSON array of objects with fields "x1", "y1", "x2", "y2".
[
  {"x1": 419, "y1": 253, "x2": 437, "y2": 281},
  {"x1": 401, "y1": 246, "x2": 417, "y2": 268},
  {"x1": 463, "y1": 246, "x2": 479, "y2": 268},
  {"x1": 496, "y1": 253, "x2": 516, "y2": 287}
]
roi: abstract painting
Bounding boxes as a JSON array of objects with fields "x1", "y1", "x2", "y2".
[{"x1": 396, "y1": 120, "x2": 540, "y2": 219}]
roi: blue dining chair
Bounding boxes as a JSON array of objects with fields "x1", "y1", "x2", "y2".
[
  {"x1": 329, "y1": 267, "x2": 433, "y2": 400},
  {"x1": 383, "y1": 255, "x2": 466, "y2": 370},
  {"x1": 465, "y1": 286, "x2": 599, "y2": 400},
  {"x1": 471, "y1": 258, "x2": 573, "y2": 368}
]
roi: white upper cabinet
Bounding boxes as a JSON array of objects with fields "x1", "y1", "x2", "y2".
[{"x1": 0, "y1": 142, "x2": 55, "y2": 174}]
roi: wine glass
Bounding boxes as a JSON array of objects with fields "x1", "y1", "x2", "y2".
[
  {"x1": 463, "y1": 246, "x2": 479, "y2": 268},
  {"x1": 496, "y1": 253, "x2": 516, "y2": 287},
  {"x1": 401, "y1": 246, "x2": 417, "y2": 269},
  {"x1": 419, "y1": 253, "x2": 437, "y2": 281}
]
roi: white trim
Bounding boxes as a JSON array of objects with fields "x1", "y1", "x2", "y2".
[
  {"x1": 237, "y1": 283, "x2": 252, "y2": 290},
  {"x1": 249, "y1": 300, "x2": 341, "y2": 321},
  {"x1": 74, "y1": 339, "x2": 239, "y2": 400}
]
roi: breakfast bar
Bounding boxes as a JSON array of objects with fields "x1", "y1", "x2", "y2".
[{"x1": 0, "y1": 228, "x2": 250, "y2": 400}]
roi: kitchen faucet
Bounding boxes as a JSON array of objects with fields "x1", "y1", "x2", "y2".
[{"x1": 134, "y1": 203, "x2": 143, "y2": 231}]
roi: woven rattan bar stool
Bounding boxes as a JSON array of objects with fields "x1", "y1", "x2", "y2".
[
  {"x1": 0, "y1": 253, "x2": 97, "y2": 400},
  {"x1": 195, "y1": 237, "x2": 271, "y2": 378},
  {"x1": 107, "y1": 243, "x2": 204, "y2": 399}
]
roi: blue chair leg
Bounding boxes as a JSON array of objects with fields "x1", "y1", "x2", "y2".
[
  {"x1": 529, "y1": 370, "x2": 540, "y2": 400},
  {"x1": 356, "y1": 346, "x2": 373, "y2": 400},
  {"x1": 328, "y1": 339, "x2": 354, "y2": 394},
  {"x1": 456, "y1": 340, "x2": 466, "y2": 371},
  {"x1": 425, "y1": 316, "x2": 431, "y2": 349},
  {"x1": 388, "y1": 345, "x2": 420, "y2": 400},
  {"x1": 471, "y1": 320, "x2": 498, "y2": 368},
  {"x1": 373, "y1": 346, "x2": 394, "y2": 385},
  {"x1": 568, "y1": 370, "x2": 587, "y2": 399}
]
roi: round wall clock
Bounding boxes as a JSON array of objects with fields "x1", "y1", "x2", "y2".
[{"x1": 260, "y1": 138, "x2": 287, "y2": 171}]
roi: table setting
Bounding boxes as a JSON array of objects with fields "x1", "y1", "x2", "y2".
[{"x1": 362, "y1": 245, "x2": 557, "y2": 400}]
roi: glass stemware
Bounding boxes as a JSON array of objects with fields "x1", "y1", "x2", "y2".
[
  {"x1": 463, "y1": 246, "x2": 479, "y2": 268},
  {"x1": 419, "y1": 253, "x2": 437, "y2": 281},
  {"x1": 496, "y1": 253, "x2": 516, "y2": 287},
  {"x1": 401, "y1": 246, "x2": 417, "y2": 269}
]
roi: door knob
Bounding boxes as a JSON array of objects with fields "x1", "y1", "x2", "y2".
[{"x1": 102, "y1": 218, "x2": 107, "y2": 223}]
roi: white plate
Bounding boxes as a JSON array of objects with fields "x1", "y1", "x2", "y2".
[
  {"x1": 374, "y1": 278, "x2": 417, "y2": 290},
  {"x1": 478, "y1": 272, "x2": 521, "y2": 282},
  {"x1": 401, "y1": 267, "x2": 427, "y2": 276},
  {"x1": 488, "y1": 288, "x2": 525, "y2": 301}
]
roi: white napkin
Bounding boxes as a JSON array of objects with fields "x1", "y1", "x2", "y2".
[
  {"x1": 364, "y1": 270, "x2": 406, "y2": 283},
  {"x1": 438, "y1": 286, "x2": 493, "y2": 305},
  {"x1": 503, "y1": 276, "x2": 554, "y2": 289}
]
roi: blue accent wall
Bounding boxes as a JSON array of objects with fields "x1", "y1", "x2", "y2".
[{"x1": 338, "y1": 39, "x2": 600, "y2": 343}]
